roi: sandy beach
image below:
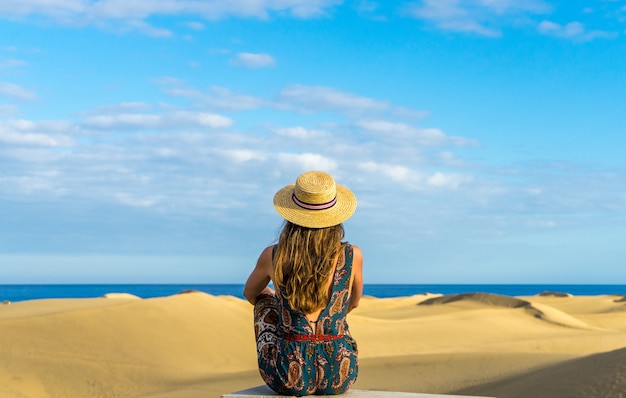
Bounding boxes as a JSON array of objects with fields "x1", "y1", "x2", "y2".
[{"x1": 1, "y1": 291, "x2": 625, "y2": 398}]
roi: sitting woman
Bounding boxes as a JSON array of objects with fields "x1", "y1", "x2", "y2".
[{"x1": 244, "y1": 170, "x2": 363, "y2": 396}]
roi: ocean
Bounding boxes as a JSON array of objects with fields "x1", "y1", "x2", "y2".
[{"x1": 1, "y1": 284, "x2": 626, "y2": 303}]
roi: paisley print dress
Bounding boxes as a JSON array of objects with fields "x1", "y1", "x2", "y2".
[{"x1": 254, "y1": 244, "x2": 358, "y2": 396}]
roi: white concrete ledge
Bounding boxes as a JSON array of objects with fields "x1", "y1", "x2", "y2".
[{"x1": 222, "y1": 385, "x2": 494, "y2": 398}]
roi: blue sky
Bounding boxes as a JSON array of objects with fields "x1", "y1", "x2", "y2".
[{"x1": 1, "y1": 0, "x2": 625, "y2": 284}]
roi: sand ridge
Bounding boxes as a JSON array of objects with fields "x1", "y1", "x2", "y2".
[
  {"x1": 418, "y1": 292, "x2": 593, "y2": 329},
  {"x1": 1, "y1": 290, "x2": 626, "y2": 397}
]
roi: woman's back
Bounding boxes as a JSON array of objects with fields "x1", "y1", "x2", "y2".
[
  {"x1": 244, "y1": 170, "x2": 363, "y2": 396},
  {"x1": 256, "y1": 244, "x2": 357, "y2": 395},
  {"x1": 277, "y1": 243, "x2": 353, "y2": 336}
]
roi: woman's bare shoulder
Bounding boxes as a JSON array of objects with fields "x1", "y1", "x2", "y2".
[
  {"x1": 259, "y1": 245, "x2": 275, "y2": 261},
  {"x1": 348, "y1": 244, "x2": 362, "y2": 255}
]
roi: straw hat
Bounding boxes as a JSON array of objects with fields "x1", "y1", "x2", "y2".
[{"x1": 273, "y1": 171, "x2": 357, "y2": 228}]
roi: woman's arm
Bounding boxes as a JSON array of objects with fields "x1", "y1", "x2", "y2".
[
  {"x1": 243, "y1": 246, "x2": 275, "y2": 305},
  {"x1": 348, "y1": 245, "x2": 363, "y2": 312}
]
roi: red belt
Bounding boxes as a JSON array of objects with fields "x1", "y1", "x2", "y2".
[{"x1": 281, "y1": 333, "x2": 345, "y2": 342}]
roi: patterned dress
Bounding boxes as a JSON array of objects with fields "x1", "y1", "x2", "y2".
[{"x1": 254, "y1": 244, "x2": 358, "y2": 396}]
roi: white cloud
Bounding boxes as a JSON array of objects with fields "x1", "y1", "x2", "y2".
[
  {"x1": 87, "y1": 102, "x2": 152, "y2": 114},
  {"x1": 0, "y1": 172, "x2": 66, "y2": 196},
  {"x1": 404, "y1": 0, "x2": 500, "y2": 36},
  {"x1": 1, "y1": 74, "x2": 624, "y2": 285},
  {"x1": 85, "y1": 0, "x2": 342, "y2": 20},
  {"x1": 0, "y1": 104, "x2": 18, "y2": 116},
  {"x1": 438, "y1": 151, "x2": 466, "y2": 166},
  {"x1": 231, "y1": 52, "x2": 276, "y2": 68},
  {"x1": 166, "y1": 111, "x2": 233, "y2": 128},
  {"x1": 0, "y1": 147, "x2": 64, "y2": 163},
  {"x1": 84, "y1": 113, "x2": 162, "y2": 129},
  {"x1": 160, "y1": 84, "x2": 265, "y2": 111},
  {"x1": 0, "y1": 130, "x2": 72, "y2": 147},
  {"x1": 114, "y1": 193, "x2": 157, "y2": 208},
  {"x1": 358, "y1": 161, "x2": 420, "y2": 183},
  {"x1": 358, "y1": 120, "x2": 443, "y2": 143},
  {"x1": 404, "y1": 0, "x2": 551, "y2": 36},
  {"x1": 83, "y1": 111, "x2": 232, "y2": 129},
  {"x1": 0, "y1": 58, "x2": 28, "y2": 69},
  {"x1": 538, "y1": 20, "x2": 617, "y2": 41},
  {"x1": 393, "y1": 106, "x2": 430, "y2": 119},
  {"x1": 287, "y1": 0, "x2": 343, "y2": 18},
  {"x1": 278, "y1": 85, "x2": 389, "y2": 113},
  {"x1": 357, "y1": 162, "x2": 472, "y2": 189},
  {"x1": 356, "y1": 119, "x2": 475, "y2": 146},
  {"x1": 185, "y1": 21, "x2": 205, "y2": 30},
  {"x1": 161, "y1": 81, "x2": 411, "y2": 122},
  {"x1": 0, "y1": 0, "x2": 86, "y2": 16},
  {"x1": 0, "y1": 82, "x2": 37, "y2": 101},
  {"x1": 526, "y1": 187, "x2": 542, "y2": 195},
  {"x1": 275, "y1": 126, "x2": 328, "y2": 140},
  {"x1": 0, "y1": 0, "x2": 343, "y2": 30},
  {"x1": 526, "y1": 219, "x2": 556, "y2": 228},
  {"x1": 355, "y1": 0, "x2": 380, "y2": 14},
  {"x1": 426, "y1": 172, "x2": 471, "y2": 189},
  {"x1": 220, "y1": 149, "x2": 268, "y2": 163},
  {"x1": 276, "y1": 153, "x2": 337, "y2": 172},
  {"x1": 478, "y1": 0, "x2": 549, "y2": 14},
  {"x1": 125, "y1": 20, "x2": 172, "y2": 37},
  {"x1": 161, "y1": 86, "x2": 204, "y2": 99},
  {"x1": 205, "y1": 87, "x2": 265, "y2": 110},
  {"x1": 0, "y1": 120, "x2": 74, "y2": 147}
]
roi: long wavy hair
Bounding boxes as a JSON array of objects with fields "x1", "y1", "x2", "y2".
[{"x1": 273, "y1": 221, "x2": 345, "y2": 314}]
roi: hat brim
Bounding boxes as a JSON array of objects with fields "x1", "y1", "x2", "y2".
[{"x1": 273, "y1": 183, "x2": 357, "y2": 228}]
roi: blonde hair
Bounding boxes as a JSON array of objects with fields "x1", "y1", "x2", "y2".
[{"x1": 273, "y1": 221, "x2": 345, "y2": 314}]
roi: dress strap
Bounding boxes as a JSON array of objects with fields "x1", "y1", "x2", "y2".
[{"x1": 332, "y1": 244, "x2": 352, "y2": 288}]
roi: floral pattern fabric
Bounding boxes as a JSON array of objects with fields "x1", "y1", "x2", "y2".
[{"x1": 254, "y1": 244, "x2": 358, "y2": 396}]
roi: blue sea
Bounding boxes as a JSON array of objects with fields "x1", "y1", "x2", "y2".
[{"x1": 1, "y1": 284, "x2": 626, "y2": 303}]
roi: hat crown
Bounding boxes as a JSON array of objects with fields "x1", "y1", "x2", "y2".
[
  {"x1": 273, "y1": 170, "x2": 356, "y2": 228},
  {"x1": 294, "y1": 171, "x2": 336, "y2": 205}
]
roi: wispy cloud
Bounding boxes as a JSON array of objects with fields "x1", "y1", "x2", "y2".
[
  {"x1": 276, "y1": 152, "x2": 338, "y2": 172},
  {"x1": 358, "y1": 161, "x2": 471, "y2": 189},
  {"x1": 114, "y1": 192, "x2": 157, "y2": 208},
  {"x1": 0, "y1": 82, "x2": 37, "y2": 101},
  {"x1": 0, "y1": 79, "x2": 472, "y2": 217},
  {"x1": 185, "y1": 21, "x2": 205, "y2": 30},
  {"x1": 0, "y1": 170, "x2": 66, "y2": 197},
  {"x1": 426, "y1": 171, "x2": 472, "y2": 189},
  {"x1": 538, "y1": 20, "x2": 618, "y2": 41},
  {"x1": 158, "y1": 82, "x2": 265, "y2": 111},
  {"x1": 0, "y1": 58, "x2": 27, "y2": 69},
  {"x1": 230, "y1": 52, "x2": 276, "y2": 68},
  {"x1": 124, "y1": 20, "x2": 172, "y2": 37},
  {"x1": 0, "y1": 104, "x2": 18, "y2": 116},
  {"x1": 358, "y1": 161, "x2": 420, "y2": 184},
  {"x1": 83, "y1": 111, "x2": 232, "y2": 130},
  {"x1": 0, "y1": 120, "x2": 74, "y2": 147},
  {"x1": 0, "y1": 0, "x2": 86, "y2": 17},
  {"x1": 1, "y1": 78, "x2": 622, "y2": 248},
  {"x1": 356, "y1": 120, "x2": 477, "y2": 146},
  {"x1": 278, "y1": 85, "x2": 390, "y2": 113},
  {"x1": 403, "y1": 0, "x2": 551, "y2": 36},
  {"x1": 219, "y1": 149, "x2": 268, "y2": 163},
  {"x1": 0, "y1": 0, "x2": 344, "y2": 30},
  {"x1": 275, "y1": 126, "x2": 329, "y2": 140}
]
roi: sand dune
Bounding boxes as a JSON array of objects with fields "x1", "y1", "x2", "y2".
[
  {"x1": 0, "y1": 293, "x2": 257, "y2": 398},
  {"x1": 1, "y1": 291, "x2": 625, "y2": 397},
  {"x1": 455, "y1": 347, "x2": 626, "y2": 398},
  {"x1": 419, "y1": 292, "x2": 592, "y2": 329}
]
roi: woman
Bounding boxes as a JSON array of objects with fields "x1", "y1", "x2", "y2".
[{"x1": 244, "y1": 170, "x2": 363, "y2": 396}]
